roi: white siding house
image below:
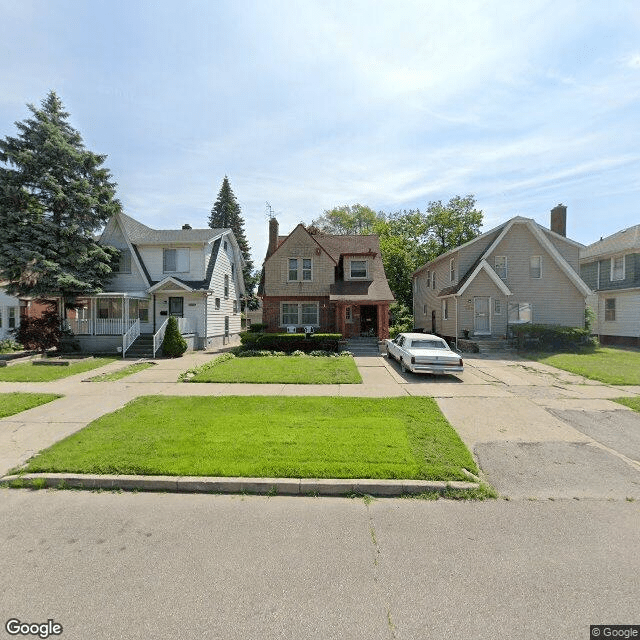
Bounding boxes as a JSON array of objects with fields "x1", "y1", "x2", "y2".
[
  {"x1": 0, "y1": 287, "x2": 21, "y2": 340},
  {"x1": 64, "y1": 212, "x2": 245, "y2": 356}
]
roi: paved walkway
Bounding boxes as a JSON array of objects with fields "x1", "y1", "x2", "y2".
[{"x1": 1, "y1": 351, "x2": 640, "y2": 498}]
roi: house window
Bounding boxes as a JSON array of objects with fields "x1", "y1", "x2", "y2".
[
  {"x1": 442, "y1": 299, "x2": 449, "y2": 320},
  {"x1": 494, "y1": 299, "x2": 502, "y2": 315},
  {"x1": 432, "y1": 273, "x2": 436, "y2": 290},
  {"x1": 345, "y1": 306, "x2": 352, "y2": 322},
  {"x1": 116, "y1": 249, "x2": 131, "y2": 273},
  {"x1": 163, "y1": 248, "x2": 189, "y2": 273},
  {"x1": 97, "y1": 299, "x2": 122, "y2": 319},
  {"x1": 138, "y1": 300, "x2": 149, "y2": 323},
  {"x1": 605, "y1": 298, "x2": 616, "y2": 321},
  {"x1": 350, "y1": 260, "x2": 367, "y2": 279},
  {"x1": 302, "y1": 258, "x2": 312, "y2": 281},
  {"x1": 530, "y1": 256, "x2": 541, "y2": 279},
  {"x1": 423, "y1": 304, "x2": 428, "y2": 315},
  {"x1": 495, "y1": 256, "x2": 507, "y2": 280},
  {"x1": 288, "y1": 258, "x2": 298, "y2": 281},
  {"x1": 426, "y1": 271, "x2": 431, "y2": 288},
  {"x1": 224, "y1": 241, "x2": 228, "y2": 251},
  {"x1": 224, "y1": 275, "x2": 229, "y2": 298},
  {"x1": 215, "y1": 298, "x2": 220, "y2": 310},
  {"x1": 611, "y1": 256, "x2": 625, "y2": 281},
  {"x1": 508, "y1": 302, "x2": 532, "y2": 323},
  {"x1": 450, "y1": 259, "x2": 456, "y2": 282},
  {"x1": 8, "y1": 307, "x2": 17, "y2": 329},
  {"x1": 288, "y1": 258, "x2": 313, "y2": 281},
  {"x1": 280, "y1": 302, "x2": 319, "y2": 326},
  {"x1": 231, "y1": 263, "x2": 235, "y2": 276},
  {"x1": 233, "y1": 300, "x2": 238, "y2": 313}
]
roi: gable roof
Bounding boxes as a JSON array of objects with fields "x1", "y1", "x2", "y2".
[
  {"x1": 581, "y1": 224, "x2": 640, "y2": 260},
  {"x1": 420, "y1": 217, "x2": 590, "y2": 298}
]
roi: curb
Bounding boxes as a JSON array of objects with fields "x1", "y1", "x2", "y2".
[{"x1": 1, "y1": 473, "x2": 480, "y2": 497}]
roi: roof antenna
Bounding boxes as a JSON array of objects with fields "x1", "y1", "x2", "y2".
[{"x1": 265, "y1": 202, "x2": 275, "y2": 219}]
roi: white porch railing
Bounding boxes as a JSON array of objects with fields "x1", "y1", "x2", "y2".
[
  {"x1": 153, "y1": 319, "x2": 169, "y2": 358},
  {"x1": 66, "y1": 318, "x2": 137, "y2": 336},
  {"x1": 122, "y1": 319, "x2": 141, "y2": 358}
]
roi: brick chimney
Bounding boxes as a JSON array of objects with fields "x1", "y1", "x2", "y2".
[
  {"x1": 550, "y1": 204, "x2": 566, "y2": 237},
  {"x1": 267, "y1": 217, "x2": 279, "y2": 257},
  {"x1": 182, "y1": 223, "x2": 192, "y2": 230}
]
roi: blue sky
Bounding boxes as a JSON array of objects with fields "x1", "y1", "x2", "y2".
[{"x1": 1, "y1": 0, "x2": 639, "y2": 266}]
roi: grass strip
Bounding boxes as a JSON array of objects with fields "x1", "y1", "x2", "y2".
[
  {"x1": 87, "y1": 362, "x2": 155, "y2": 382},
  {"x1": 613, "y1": 397, "x2": 640, "y2": 412},
  {"x1": 0, "y1": 393, "x2": 61, "y2": 419},
  {"x1": 186, "y1": 355, "x2": 362, "y2": 384},
  {"x1": 524, "y1": 347, "x2": 640, "y2": 385},
  {"x1": 22, "y1": 396, "x2": 477, "y2": 480},
  {"x1": 0, "y1": 358, "x2": 117, "y2": 382}
]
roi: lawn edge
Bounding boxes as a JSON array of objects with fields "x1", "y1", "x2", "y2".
[{"x1": 1, "y1": 472, "x2": 484, "y2": 498}]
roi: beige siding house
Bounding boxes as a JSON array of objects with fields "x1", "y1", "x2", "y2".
[
  {"x1": 259, "y1": 219, "x2": 394, "y2": 338},
  {"x1": 412, "y1": 205, "x2": 591, "y2": 343},
  {"x1": 63, "y1": 212, "x2": 245, "y2": 356}
]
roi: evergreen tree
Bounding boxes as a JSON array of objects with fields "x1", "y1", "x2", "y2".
[
  {"x1": 208, "y1": 176, "x2": 257, "y2": 304},
  {"x1": 0, "y1": 91, "x2": 120, "y2": 309}
]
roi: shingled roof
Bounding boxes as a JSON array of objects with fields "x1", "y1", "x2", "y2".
[
  {"x1": 118, "y1": 212, "x2": 224, "y2": 245},
  {"x1": 581, "y1": 224, "x2": 640, "y2": 260}
]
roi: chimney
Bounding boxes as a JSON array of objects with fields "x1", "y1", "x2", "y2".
[
  {"x1": 550, "y1": 204, "x2": 566, "y2": 237},
  {"x1": 267, "y1": 217, "x2": 279, "y2": 257},
  {"x1": 182, "y1": 223, "x2": 192, "y2": 230}
]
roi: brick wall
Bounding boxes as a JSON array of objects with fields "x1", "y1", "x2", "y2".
[{"x1": 262, "y1": 296, "x2": 337, "y2": 333}]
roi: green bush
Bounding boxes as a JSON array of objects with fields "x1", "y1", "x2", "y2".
[
  {"x1": 247, "y1": 323, "x2": 268, "y2": 333},
  {"x1": 0, "y1": 338, "x2": 22, "y2": 353},
  {"x1": 162, "y1": 316, "x2": 188, "y2": 357},
  {"x1": 511, "y1": 324, "x2": 595, "y2": 352},
  {"x1": 238, "y1": 333, "x2": 342, "y2": 353}
]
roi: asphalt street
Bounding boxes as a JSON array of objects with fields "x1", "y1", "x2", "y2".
[{"x1": 1, "y1": 490, "x2": 638, "y2": 640}]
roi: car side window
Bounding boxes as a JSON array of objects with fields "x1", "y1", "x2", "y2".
[{"x1": 398, "y1": 337, "x2": 404, "y2": 347}]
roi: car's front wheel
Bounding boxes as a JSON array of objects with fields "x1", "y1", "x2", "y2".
[
  {"x1": 386, "y1": 347, "x2": 393, "y2": 360},
  {"x1": 400, "y1": 358, "x2": 407, "y2": 373}
]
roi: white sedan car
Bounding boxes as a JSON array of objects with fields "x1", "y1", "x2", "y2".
[{"x1": 386, "y1": 332, "x2": 464, "y2": 375}]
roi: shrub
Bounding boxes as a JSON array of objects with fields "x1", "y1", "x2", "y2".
[
  {"x1": 511, "y1": 324, "x2": 595, "y2": 351},
  {"x1": 162, "y1": 316, "x2": 188, "y2": 357},
  {"x1": 0, "y1": 338, "x2": 22, "y2": 353},
  {"x1": 238, "y1": 333, "x2": 342, "y2": 353},
  {"x1": 247, "y1": 323, "x2": 268, "y2": 333},
  {"x1": 15, "y1": 310, "x2": 62, "y2": 352}
]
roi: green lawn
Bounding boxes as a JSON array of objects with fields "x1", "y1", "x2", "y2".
[
  {"x1": 0, "y1": 393, "x2": 61, "y2": 419},
  {"x1": 21, "y1": 396, "x2": 477, "y2": 480},
  {"x1": 0, "y1": 358, "x2": 117, "y2": 382},
  {"x1": 613, "y1": 397, "x2": 640, "y2": 412},
  {"x1": 525, "y1": 347, "x2": 640, "y2": 385},
  {"x1": 87, "y1": 362, "x2": 155, "y2": 382},
  {"x1": 186, "y1": 355, "x2": 362, "y2": 384}
]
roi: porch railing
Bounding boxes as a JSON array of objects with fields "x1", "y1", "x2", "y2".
[
  {"x1": 153, "y1": 318, "x2": 169, "y2": 358},
  {"x1": 122, "y1": 319, "x2": 141, "y2": 358},
  {"x1": 65, "y1": 318, "x2": 137, "y2": 336}
]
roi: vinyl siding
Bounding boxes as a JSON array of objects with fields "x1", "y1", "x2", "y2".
[
  {"x1": 457, "y1": 270, "x2": 508, "y2": 337},
  {"x1": 137, "y1": 245, "x2": 205, "y2": 282},
  {"x1": 412, "y1": 253, "x2": 452, "y2": 334},
  {"x1": 207, "y1": 239, "x2": 242, "y2": 337},
  {"x1": 543, "y1": 230, "x2": 581, "y2": 272},
  {"x1": 590, "y1": 253, "x2": 640, "y2": 291},
  {"x1": 594, "y1": 290, "x2": 640, "y2": 338}
]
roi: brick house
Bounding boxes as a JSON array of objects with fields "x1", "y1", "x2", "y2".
[{"x1": 258, "y1": 219, "x2": 394, "y2": 339}]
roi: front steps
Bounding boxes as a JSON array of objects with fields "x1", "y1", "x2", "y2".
[
  {"x1": 470, "y1": 336, "x2": 514, "y2": 354},
  {"x1": 124, "y1": 334, "x2": 157, "y2": 359},
  {"x1": 343, "y1": 337, "x2": 382, "y2": 356}
]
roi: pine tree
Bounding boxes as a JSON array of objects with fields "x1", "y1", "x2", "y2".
[
  {"x1": 0, "y1": 91, "x2": 120, "y2": 309},
  {"x1": 208, "y1": 176, "x2": 257, "y2": 303}
]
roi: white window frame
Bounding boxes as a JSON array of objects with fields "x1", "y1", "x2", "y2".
[
  {"x1": 450, "y1": 258, "x2": 456, "y2": 282},
  {"x1": 426, "y1": 271, "x2": 431, "y2": 288},
  {"x1": 280, "y1": 301, "x2": 319, "y2": 327},
  {"x1": 349, "y1": 259, "x2": 368, "y2": 279},
  {"x1": 530, "y1": 255, "x2": 541, "y2": 279},
  {"x1": 224, "y1": 274, "x2": 229, "y2": 298},
  {"x1": 8, "y1": 307, "x2": 18, "y2": 329},
  {"x1": 215, "y1": 298, "x2": 221, "y2": 310},
  {"x1": 442, "y1": 299, "x2": 449, "y2": 320},
  {"x1": 604, "y1": 298, "x2": 616, "y2": 322},
  {"x1": 508, "y1": 302, "x2": 532, "y2": 324},
  {"x1": 610, "y1": 256, "x2": 625, "y2": 281},
  {"x1": 495, "y1": 256, "x2": 507, "y2": 280},
  {"x1": 494, "y1": 299, "x2": 502, "y2": 315},
  {"x1": 163, "y1": 248, "x2": 190, "y2": 273},
  {"x1": 432, "y1": 272, "x2": 436, "y2": 290},
  {"x1": 288, "y1": 257, "x2": 313, "y2": 282}
]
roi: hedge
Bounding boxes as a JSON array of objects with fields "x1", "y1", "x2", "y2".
[
  {"x1": 510, "y1": 324, "x2": 595, "y2": 351},
  {"x1": 239, "y1": 333, "x2": 342, "y2": 353}
]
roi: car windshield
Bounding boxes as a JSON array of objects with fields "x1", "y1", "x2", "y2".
[{"x1": 410, "y1": 340, "x2": 447, "y2": 349}]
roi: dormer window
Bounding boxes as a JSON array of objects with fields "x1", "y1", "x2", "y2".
[
  {"x1": 611, "y1": 256, "x2": 625, "y2": 281},
  {"x1": 288, "y1": 258, "x2": 312, "y2": 281},
  {"x1": 350, "y1": 260, "x2": 367, "y2": 279},
  {"x1": 163, "y1": 248, "x2": 190, "y2": 273}
]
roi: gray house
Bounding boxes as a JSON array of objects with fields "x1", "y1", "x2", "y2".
[
  {"x1": 412, "y1": 205, "x2": 591, "y2": 343},
  {"x1": 580, "y1": 224, "x2": 640, "y2": 346}
]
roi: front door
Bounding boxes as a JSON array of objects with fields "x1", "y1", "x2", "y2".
[
  {"x1": 169, "y1": 297, "x2": 184, "y2": 317},
  {"x1": 474, "y1": 297, "x2": 490, "y2": 334}
]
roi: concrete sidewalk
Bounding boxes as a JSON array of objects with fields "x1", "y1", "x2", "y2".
[{"x1": 1, "y1": 350, "x2": 640, "y2": 498}]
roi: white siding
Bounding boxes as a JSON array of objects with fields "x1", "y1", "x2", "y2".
[
  {"x1": 0, "y1": 289, "x2": 21, "y2": 339},
  {"x1": 137, "y1": 245, "x2": 206, "y2": 282},
  {"x1": 206, "y1": 237, "x2": 242, "y2": 337},
  {"x1": 595, "y1": 290, "x2": 640, "y2": 338}
]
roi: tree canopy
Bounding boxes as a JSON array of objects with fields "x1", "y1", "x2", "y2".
[
  {"x1": 307, "y1": 196, "x2": 483, "y2": 310},
  {"x1": 209, "y1": 176, "x2": 258, "y2": 305},
  {"x1": 0, "y1": 91, "x2": 120, "y2": 305}
]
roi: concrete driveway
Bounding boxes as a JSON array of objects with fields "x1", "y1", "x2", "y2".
[{"x1": 1, "y1": 350, "x2": 640, "y2": 500}]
